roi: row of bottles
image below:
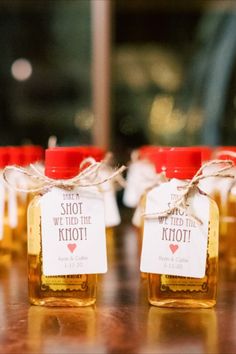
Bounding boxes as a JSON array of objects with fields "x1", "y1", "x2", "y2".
[{"x1": 1, "y1": 143, "x2": 235, "y2": 308}]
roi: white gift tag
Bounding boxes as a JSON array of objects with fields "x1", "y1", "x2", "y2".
[
  {"x1": 103, "y1": 188, "x2": 121, "y2": 227},
  {"x1": 123, "y1": 160, "x2": 156, "y2": 207},
  {"x1": 141, "y1": 179, "x2": 210, "y2": 278},
  {"x1": 132, "y1": 202, "x2": 143, "y2": 228},
  {"x1": 41, "y1": 187, "x2": 107, "y2": 276},
  {"x1": 8, "y1": 188, "x2": 18, "y2": 228},
  {"x1": 0, "y1": 176, "x2": 5, "y2": 240},
  {"x1": 99, "y1": 167, "x2": 121, "y2": 227}
]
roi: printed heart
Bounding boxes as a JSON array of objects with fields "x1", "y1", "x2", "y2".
[
  {"x1": 67, "y1": 243, "x2": 77, "y2": 253},
  {"x1": 169, "y1": 244, "x2": 179, "y2": 254}
]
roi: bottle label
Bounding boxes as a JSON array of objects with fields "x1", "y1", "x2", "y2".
[
  {"x1": 41, "y1": 274, "x2": 88, "y2": 291},
  {"x1": 141, "y1": 179, "x2": 211, "y2": 278},
  {"x1": 40, "y1": 187, "x2": 107, "y2": 276},
  {"x1": 160, "y1": 273, "x2": 209, "y2": 293},
  {"x1": 0, "y1": 177, "x2": 4, "y2": 240}
]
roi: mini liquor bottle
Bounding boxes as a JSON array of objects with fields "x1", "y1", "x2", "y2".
[
  {"x1": 214, "y1": 148, "x2": 236, "y2": 268},
  {"x1": 0, "y1": 147, "x2": 12, "y2": 266},
  {"x1": 211, "y1": 147, "x2": 236, "y2": 260},
  {"x1": 28, "y1": 147, "x2": 107, "y2": 306},
  {"x1": 141, "y1": 148, "x2": 219, "y2": 308}
]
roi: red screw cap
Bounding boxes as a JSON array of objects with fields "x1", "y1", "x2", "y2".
[
  {"x1": 0, "y1": 147, "x2": 9, "y2": 168},
  {"x1": 166, "y1": 147, "x2": 202, "y2": 179},
  {"x1": 45, "y1": 147, "x2": 84, "y2": 179}
]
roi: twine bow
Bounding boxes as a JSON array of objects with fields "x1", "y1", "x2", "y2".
[
  {"x1": 143, "y1": 159, "x2": 234, "y2": 225},
  {"x1": 3, "y1": 158, "x2": 127, "y2": 193}
]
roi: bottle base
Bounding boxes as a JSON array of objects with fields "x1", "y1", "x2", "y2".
[
  {"x1": 29, "y1": 297, "x2": 96, "y2": 307},
  {"x1": 149, "y1": 298, "x2": 216, "y2": 308}
]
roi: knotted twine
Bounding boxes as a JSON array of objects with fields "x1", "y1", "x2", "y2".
[
  {"x1": 143, "y1": 159, "x2": 234, "y2": 225},
  {"x1": 3, "y1": 157, "x2": 127, "y2": 194}
]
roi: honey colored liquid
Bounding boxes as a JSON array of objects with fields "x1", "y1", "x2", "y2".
[
  {"x1": 0, "y1": 198, "x2": 12, "y2": 266},
  {"x1": 28, "y1": 195, "x2": 97, "y2": 306},
  {"x1": 148, "y1": 198, "x2": 218, "y2": 308},
  {"x1": 213, "y1": 191, "x2": 228, "y2": 259},
  {"x1": 224, "y1": 192, "x2": 236, "y2": 268},
  {"x1": 12, "y1": 194, "x2": 27, "y2": 256},
  {"x1": 106, "y1": 226, "x2": 115, "y2": 265}
]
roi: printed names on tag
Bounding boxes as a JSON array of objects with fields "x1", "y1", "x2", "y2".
[
  {"x1": 41, "y1": 187, "x2": 107, "y2": 276},
  {"x1": 140, "y1": 179, "x2": 209, "y2": 278}
]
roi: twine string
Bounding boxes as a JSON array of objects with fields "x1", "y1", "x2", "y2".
[
  {"x1": 143, "y1": 159, "x2": 234, "y2": 225},
  {"x1": 3, "y1": 158, "x2": 126, "y2": 193}
]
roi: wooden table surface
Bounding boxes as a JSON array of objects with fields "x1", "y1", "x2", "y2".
[{"x1": 1, "y1": 217, "x2": 236, "y2": 354}]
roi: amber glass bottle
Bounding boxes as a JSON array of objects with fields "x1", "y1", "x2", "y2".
[
  {"x1": 213, "y1": 148, "x2": 236, "y2": 267},
  {"x1": 28, "y1": 148, "x2": 103, "y2": 306},
  {"x1": 212, "y1": 147, "x2": 236, "y2": 261},
  {"x1": 143, "y1": 148, "x2": 219, "y2": 308},
  {"x1": 0, "y1": 147, "x2": 12, "y2": 266}
]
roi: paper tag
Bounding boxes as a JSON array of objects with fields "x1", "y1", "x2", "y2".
[
  {"x1": 141, "y1": 179, "x2": 209, "y2": 278},
  {"x1": 214, "y1": 166, "x2": 236, "y2": 206},
  {"x1": 0, "y1": 176, "x2": 5, "y2": 240},
  {"x1": 103, "y1": 188, "x2": 121, "y2": 227},
  {"x1": 98, "y1": 168, "x2": 121, "y2": 227},
  {"x1": 41, "y1": 187, "x2": 107, "y2": 276},
  {"x1": 8, "y1": 188, "x2": 18, "y2": 228},
  {"x1": 123, "y1": 160, "x2": 156, "y2": 207}
]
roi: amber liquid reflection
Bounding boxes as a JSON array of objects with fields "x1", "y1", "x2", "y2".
[
  {"x1": 12, "y1": 195, "x2": 27, "y2": 257},
  {"x1": 27, "y1": 306, "x2": 97, "y2": 353},
  {"x1": 146, "y1": 307, "x2": 218, "y2": 354},
  {"x1": 0, "y1": 198, "x2": 12, "y2": 266}
]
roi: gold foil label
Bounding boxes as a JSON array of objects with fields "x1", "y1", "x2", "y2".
[
  {"x1": 160, "y1": 274, "x2": 208, "y2": 293},
  {"x1": 41, "y1": 274, "x2": 88, "y2": 291}
]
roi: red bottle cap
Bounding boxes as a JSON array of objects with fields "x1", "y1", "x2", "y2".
[
  {"x1": 139, "y1": 145, "x2": 169, "y2": 173},
  {"x1": 22, "y1": 145, "x2": 44, "y2": 166},
  {"x1": 0, "y1": 147, "x2": 9, "y2": 168},
  {"x1": 214, "y1": 146, "x2": 236, "y2": 164},
  {"x1": 80, "y1": 146, "x2": 106, "y2": 162},
  {"x1": 8, "y1": 146, "x2": 25, "y2": 166},
  {"x1": 45, "y1": 147, "x2": 84, "y2": 179},
  {"x1": 166, "y1": 147, "x2": 202, "y2": 179},
  {"x1": 188, "y1": 146, "x2": 212, "y2": 162}
]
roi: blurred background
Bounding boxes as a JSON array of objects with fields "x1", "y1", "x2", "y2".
[{"x1": 1, "y1": 0, "x2": 236, "y2": 162}]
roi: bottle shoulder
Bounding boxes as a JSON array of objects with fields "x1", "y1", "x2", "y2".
[{"x1": 28, "y1": 194, "x2": 42, "y2": 210}]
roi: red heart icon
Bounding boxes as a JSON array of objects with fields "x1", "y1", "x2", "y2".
[
  {"x1": 67, "y1": 243, "x2": 77, "y2": 253},
  {"x1": 169, "y1": 244, "x2": 178, "y2": 254}
]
